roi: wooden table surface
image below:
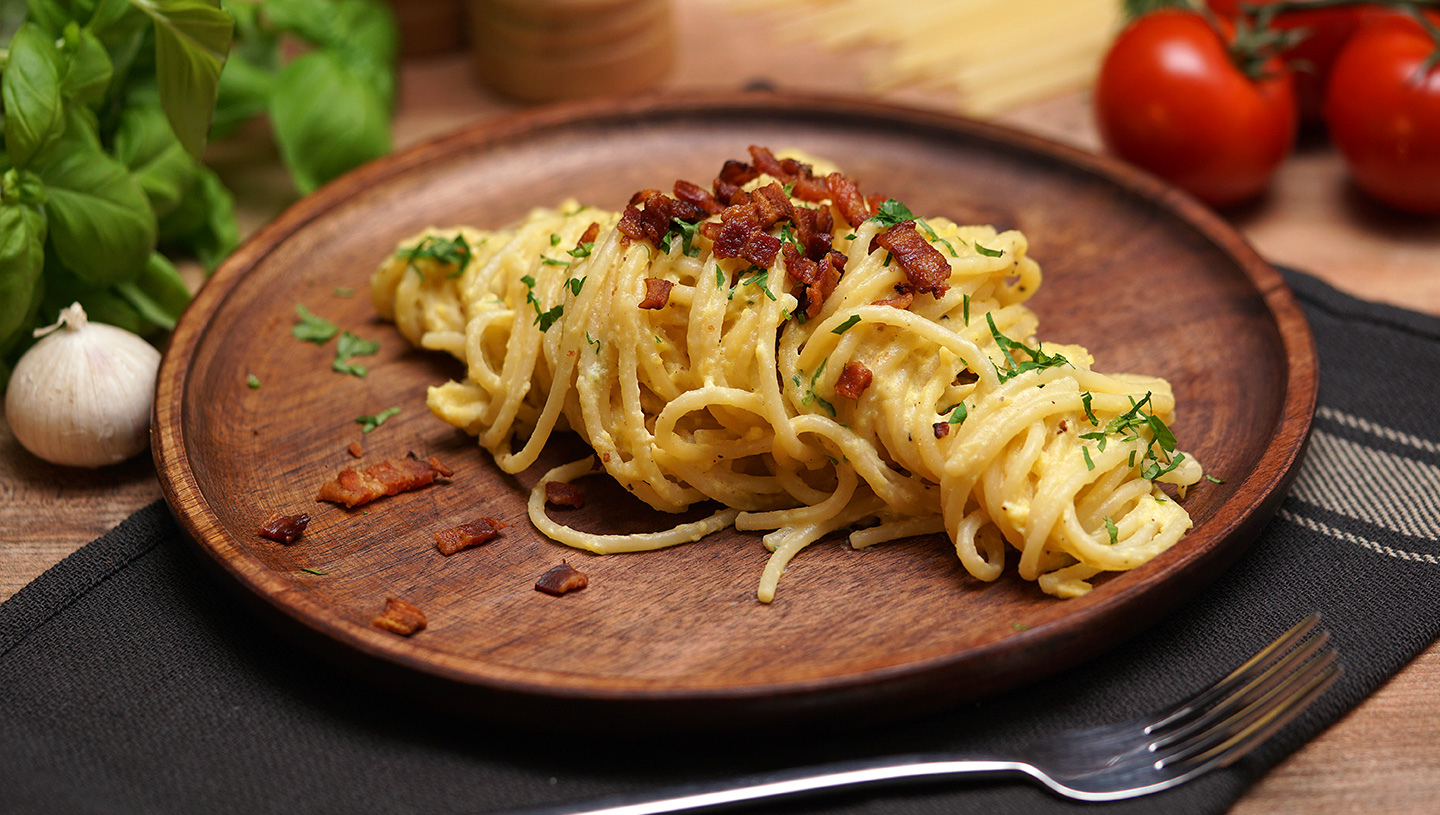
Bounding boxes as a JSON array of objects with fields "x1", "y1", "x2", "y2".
[{"x1": 3, "y1": 2, "x2": 1438, "y2": 811}]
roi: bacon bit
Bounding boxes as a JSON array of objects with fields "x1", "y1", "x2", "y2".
[
  {"x1": 792, "y1": 206, "x2": 834, "y2": 261},
  {"x1": 826, "y1": 172, "x2": 872, "y2": 228},
  {"x1": 790, "y1": 173, "x2": 830, "y2": 203},
  {"x1": 803, "y1": 250, "x2": 846, "y2": 319},
  {"x1": 347, "y1": 441, "x2": 364, "y2": 458},
  {"x1": 712, "y1": 204, "x2": 758, "y2": 259},
  {"x1": 783, "y1": 243, "x2": 819, "y2": 285},
  {"x1": 258, "y1": 511, "x2": 310, "y2": 544},
  {"x1": 535, "y1": 562, "x2": 589, "y2": 596},
  {"x1": 577, "y1": 221, "x2": 600, "y2": 247},
  {"x1": 748, "y1": 145, "x2": 785, "y2": 178},
  {"x1": 545, "y1": 481, "x2": 586, "y2": 508},
  {"x1": 639, "y1": 277, "x2": 675, "y2": 309},
  {"x1": 873, "y1": 288, "x2": 915, "y2": 310},
  {"x1": 865, "y1": 193, "x2": 890, "y2": 214},
  {"x1": 751, "y1": 182, "x2": 795, "y2": 228},
  {"x1": 434, "y1": 517, "x2": 508, "y2": 556},
  {"x1": 933, "y1": 422, "x2": 950, "y2": 439},
  {"x1": 740, "y1": 231, "x2": 780, "y2": 268},
  {"x1": 1057, "y1": 420, "x2": 1070, "y2": 434},
  {"x1": 372, "y1": 597, "x2": 427, "y2": 636},
  {"x1": 316, "y1": 453, "x2": 453, "y2": 508},
  {"x1": 874, "y1": 221, "x2": 951, "y2": 297},
  {"x1": 617, "y1": 190, "x2": 703, "y2": 246},
  {"x1": 834, "y1": 361, "x2": 874, "y2": 400},
  {"x1": 716, "y1": 159, "x2": 759, "y2": 188},
  {"x1": 674, "y1": 180, "x2": 723, "y2": 216}
]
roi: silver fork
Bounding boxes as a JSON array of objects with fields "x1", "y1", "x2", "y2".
[{"x1": 509, "y1": 615, "x2": 1340, "y2": 815}]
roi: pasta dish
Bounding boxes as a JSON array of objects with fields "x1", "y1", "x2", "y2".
[{"x1": 370, "y1": 147, "x2": 1202, "y2": 601}]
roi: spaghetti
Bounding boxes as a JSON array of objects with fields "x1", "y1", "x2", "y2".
[{"x1": 371, "y1": 148, "x2": 1202, "y2": 601}]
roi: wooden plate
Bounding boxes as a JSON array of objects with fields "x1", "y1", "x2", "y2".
[{"x1": 153, "y1": 94, "x2": 1316, "y2": 731}]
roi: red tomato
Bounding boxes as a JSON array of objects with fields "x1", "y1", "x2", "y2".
[
  {"x1": 1095, "y1": 11, "x2": 1297, "y2": 207},
  {"x1": 1207, "y1": 0, "x2": 1381, "y2": 121},
  {"x1": 1324, "y1": 13, "x2": 1440, "y2": 214}
]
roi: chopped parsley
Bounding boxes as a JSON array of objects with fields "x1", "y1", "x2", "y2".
[
  {"x1": 586, "y1": 331, "x2": 601, "y2": 354},
  {"x1": 540, "y1": 258, "x2": 568, "y2": 267},
  {"x1": 566, "y1": 276, "x2": 586, "y2": 296},
  {"x1": 246, "y1": 374, "x2": 261, "y2": 389},
  {"x1": 658, "y1": 218, "x2": 702, "y2": 257},
  {"x1": 799, "y1": 360, "x2": 836, "y2": 417},
  {"x1": 1104, "y1": 516, "x2": 1118, "y2": 545},
  {"x1": 356, "y1": 406, "x2": 401, "y2": 433},
  {"x1": 1205, "y1": 474, "x2": 1225, "y2": 484},
  {"x1": 716, "y1": 266, "x2": 726, "y2": 288},
  {"x1": 1081, "y1": 392, "x2": 1098, "y2": 425},
  {"x1": 948, "y1": 402, "x2": 968, "y2": 425},
  {"x1": 299, "y1": 567, "x2": 329, "y2": 576},
  {"x1": 333, "y1": 332, "x2": 379, "y2": 376},
  {"x1": 549, "y1": 233, "x2": 561, "y2": 246},
  {"x1": 521, "y1": 274, "x2": 563, "y2": 331},
  {"x1": 832, "y1": 315, "x2": 861, "y2": 335},
  {"x1": 333, "y1": 286, "x2": 355, "y2": 297},
  {"x1": 1082, "y1": 446, "x2": 1095, "y2": 471},
  {"x1": 869, "y1": 198, "x2": 917, "y2": 227},
  {"x1": 963, "y1": 294, "x2": 970, "y2": 326},
  {"x1": 292, "y1": 304, "x2": 338, "y2": 344},
  {"x1": 568, "y1": 241, "x2": 595, "y2": 259},
  {"x1": 741, "y1": 267, "x2": 776, "y2": 301},
  {"x1": 401, "y1": 234, "x2": 472, "y2": 278},
  {"x1": 973, "y1": 241, "x2": 1003, "y2": 258},
  {"x1": 985, "y1": 313, "x2": 1070, "y2": 382}
]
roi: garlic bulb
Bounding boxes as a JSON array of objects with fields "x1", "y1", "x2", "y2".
[{"x1": 5, "y1": 303, "x2": 162, "y2": 468}]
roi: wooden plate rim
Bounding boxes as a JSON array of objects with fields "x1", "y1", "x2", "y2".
[{"x1": 152, "y1": 91, "x2": 1318, "y2": 706}]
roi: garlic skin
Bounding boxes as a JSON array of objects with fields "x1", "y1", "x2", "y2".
[{"x1": 5, "y1": 303, "x2": 162, "y2": 468}]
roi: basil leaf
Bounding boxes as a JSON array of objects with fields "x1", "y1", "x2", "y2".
[
  {"x1": 0, "y1": 200, "x2": 48, "y2": 354},
  {"x1": 60, "y1": 27, "x2": 114, "y2": 106},
  {"x1": 156, "y1": 163, "x2": 236, "y2": 271},
  {"x1": 3, "y1": 23, "x2": 66, "y2": 169},
  {"x1": 19, "y1": 1, "x2": 66, "y2": 37},
  {"x1": 113, "y1": 102, "x2": 200, "y2": 219},
  {"x1": 209, "y1": 51, "x2": 274, "y2": 139},
  {"x1": 114, "y1": 251, "x2": 190, "y2": 331},
  {"x1": 133, "y1": 0, "x2": 233, "y2": 158},
  {"x1": 36, "y1": 133, "x2": 157, "y2": 285},
  {"x1": 270, "y1": 50, "x2": 390, "y2": 194}
]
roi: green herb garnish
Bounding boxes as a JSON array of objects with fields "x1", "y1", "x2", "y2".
[
  {"x1": 300, "y1": 567, "x2": 329, "y2": 576},
  {"x1": 1082, "y1": 446, "x2": 1095, "y2": 471},
  {"x1": 1104, "y1": 516, "x2": 1118, "y2": 545},
  {"x1": 356, "y1": 406, "x2": 401, "y2": 433},
  {"x1": 1205, "y1": 474, "x2": 1225, "y2": 484},
  {"x1": 333, "y1": 332, "x2": 379, "y2": 376},
  {"x1": 973, "y1": 241, "x2": 1003, "y2": 258},
  {"x1": 246, "y1": 374, "x2": 261, "y2": 389},
  {"x1": 292, "y1": 304, "x2": 338, "y2": 344},
  {"x1": 832, "y1": 315, "x2": 861, "y2": 335},
  {"x1": 403, "y1": 234, "x2": 473, "y2": 277},
  {"x1": 948, "y1": 403, "x2": 968, "y2": 425},
  {"x1": 985, "y1": 313, "x2": 1070, "y2": 382}
]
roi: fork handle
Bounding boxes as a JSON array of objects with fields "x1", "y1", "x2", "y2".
[{"x1": 501, "y1": 755, "x2": 1027, "y2": 815}]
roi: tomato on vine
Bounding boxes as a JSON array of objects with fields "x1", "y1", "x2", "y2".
[
  {"x1": 1095, "y1": 10, "x2": 1298, "y2": 207},
  {"x1": 1324, "y1": 10, "x2": 1440, "y2": 214}
]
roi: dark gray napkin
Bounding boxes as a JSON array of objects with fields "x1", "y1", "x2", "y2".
[{"x1": 4, "y1": 270, "x2": 1439, "y2": 815}]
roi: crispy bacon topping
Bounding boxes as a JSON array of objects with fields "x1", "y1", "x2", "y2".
[
  {"x1": 577, "y1": 221, "x2": 600, "y2": 248},
  {"x1": 933, "y1": 422, "x2": 951, "y2": 439},
  {"x1": 716, "y1": 159, "x2": 760, "y2": 188},
  {"x1": 873, "y1": 287, "x2": 915, "y2": 310},
  {"x1": 535, "y1": 562, "x2": 589, "y2": 596},
  {"x1": 873, "y1": 220, "x2": 951, "y2": 297},
  {"x1": 316, "y1": 453, "x2": 453, "y2": 508},
  {"x1": 834, "y1": 361, "x2": 874, "y2": 400},
  {"x1": 258, "y1": 512, "x2": 310, "y2": 544},
  {"x1": 674, "y1": 180, "x2": 723, "y2": 216},
  {"x1": 544, "y1": 481, "x2": 586, "y2": 508},
  {"x1": 639, "y1": 277, "x2": 675, "y2": 310},
  {"x1": 826, "y1": 172, "x2": 873, "y2": 228},
  {"x1": 434, "y1": 517, "x2": 508, "y2": 556},
  {"x1": 751, "y1": 182, "x2": 795, "y2": 228},
  {"x1": 372, "y1": 597, "x2": 427, "y2": 636},
  {"x1": 347, "y1": 441, "x2": 364, "y2": 458}
]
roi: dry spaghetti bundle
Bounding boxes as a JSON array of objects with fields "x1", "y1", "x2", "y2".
[{"x1": 372, "y1": 147, "x2": 1201, "y2": 601}]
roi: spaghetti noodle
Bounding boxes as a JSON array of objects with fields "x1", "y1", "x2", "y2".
[{"x1": 371, "y1": 148, "x2": 1201, "y2": 601}]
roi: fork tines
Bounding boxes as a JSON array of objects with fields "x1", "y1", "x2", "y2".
[{"x1": 1144, "y1": 614, "x2": 1342, "y2": 773}]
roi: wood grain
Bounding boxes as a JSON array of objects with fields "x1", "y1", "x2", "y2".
[{"x1": 150, "y1": 95, "x2": 1315, "y2": 729}]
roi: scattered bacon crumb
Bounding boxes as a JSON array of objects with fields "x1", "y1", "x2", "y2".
[
  {"x1": 1057, "y1": 420, "x2": 1069, "y2": 434},
  {"x1": 535, "y1": 562, "x2": 589, "y2": 596},
  {"x1": 873, "y1": 287, "x2": 915, "y2": 310},
  {"x1": 577, "y1": 221, "x2": 600, "y2": 248},
  {"x1": 638, "y1": 277, "x2": 675, "y2": 310},
  {"x1": 316, "y1": 453, "x2": 453, "y2": 508},
  {"x1": 834, "y1": 362, "x2": 874, "y2": 400},
  {"x1": 347, "y1": 441, "x2": 364, "y2": 458},
  {"x1": 873, "y1": 220, "x2": 951, "y2": 297},
  {"x1": 826, "y1": 172, "x2": 872, "y2": 228},
  {"x1": 434, "y1": 517, "x2": 508, "y2": 556},
  {"x1": 674, "y1": 180, "x2": 723, "y2": 215},
  {"x1": 258, "y1": 512, "x2": 310, "y2": 544},
  {"x1": 544, "y1": 481, "x2": 586, "y2": 508},
  {"x1": 933, "y1": 422, "x2": 950, "y2": 439},
  {"x1": 372, "y1": 597, "x2": 427, "y2": 636}
]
